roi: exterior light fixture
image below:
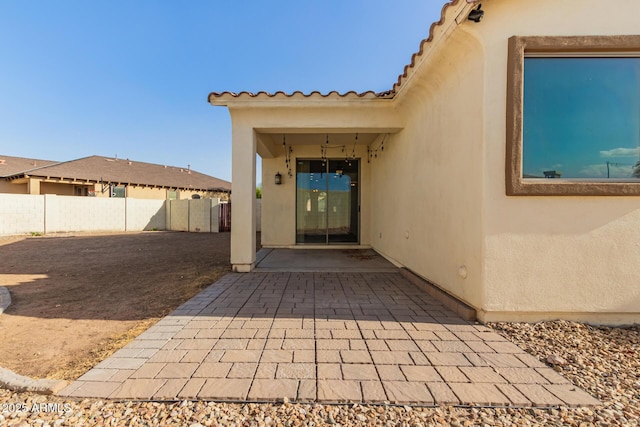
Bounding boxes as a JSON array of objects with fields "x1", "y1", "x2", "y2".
[
  {"x1": 468, "y1": 4, "x2": 484, "y2": 22},
  {"x1": 275, "y1": 172, "x2": 282, "y2": 185}
]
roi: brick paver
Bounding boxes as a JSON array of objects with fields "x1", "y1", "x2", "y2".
[
  {"x1": 318, "y1": 380, "x2": 362, "y2": 402},
  {"x1": 248, "y1": 379, "x2": 298, "y2": 401},
  {"x1": 342, "y1": 364, "x2": 378, "y2": 381},
  {"x1": 58, "y1": 270, "x2": 599, "y2": 407},
  {"x1": 383, "y1": 381, "x2": 433, "y2": 404},
  {"x1": 111, "y1": 379, "x2": 167, "y2": 399}
]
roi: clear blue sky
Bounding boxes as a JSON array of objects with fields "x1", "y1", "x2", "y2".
[{"x1": 0, "y1": 1, "x2": 445, "y2": 182}]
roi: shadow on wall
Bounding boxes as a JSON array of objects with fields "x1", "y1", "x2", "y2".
[{"x1": 144, "y1": 207, "x2": 166, "y2": 231}]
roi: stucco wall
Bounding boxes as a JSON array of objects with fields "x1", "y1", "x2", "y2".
[
  {"x1": 1, "y1": 179, "x2": 229, "y2": 201},
  {"x1": 261, "y1": 144, "x2": 371, "y2": 247},
  {"x1": 40, "y1": 182, "x2": 75, "y2": 196},
  {"x1": 369, "y1": 25, "x2": 486, "y2": 309},
  {"x1": 474, "y1": 0, "x2": 640, "y2": 322},
  {"x1": 127, "y1": 186, "x2": 169, "y2": 199},
  {"x1": 0, "y1": 181, "x2": 27, "y2": 194}
]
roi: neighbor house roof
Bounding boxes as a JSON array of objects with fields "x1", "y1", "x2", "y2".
[
  {"x1": 0, "y1": 155, "x2": 59, "y2": 177},
  {"x1": 4, "y1": 155, "x2": 231, "y2": 192},
  {"x1": 208, "y1": 0, "x2": 480, "y2": 103}
]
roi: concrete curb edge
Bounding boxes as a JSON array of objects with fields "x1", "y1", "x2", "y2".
[
  {"x1": 0, "y1": 286, "x2": 11, "y2": 315},
  {"x1": 0, "y1": 367, "x2": 69, "y2": 395}
]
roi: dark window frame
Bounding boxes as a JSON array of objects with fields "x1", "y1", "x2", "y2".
[{"x1": 506, "y1": 35, "x2": 640, "y2": 196}]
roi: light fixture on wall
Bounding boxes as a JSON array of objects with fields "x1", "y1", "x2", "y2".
[
  {"x1": 468, "y1": 4, "x2": 484, "y2": 23},
  {"x1": 275, "y1": 172, "x2": 282, "y2": 185}
]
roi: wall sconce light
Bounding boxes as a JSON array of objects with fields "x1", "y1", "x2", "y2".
[
  {"x1": 275, "y1": 172, "x2": 282, "y2": 185},
  {"x1": 468, "y1": 4, "x2": 484, "y2": 23}
]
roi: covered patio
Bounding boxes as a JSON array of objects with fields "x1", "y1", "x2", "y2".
[{"x1": 209, "y1": 92, "x2": 403, "y2": 272}]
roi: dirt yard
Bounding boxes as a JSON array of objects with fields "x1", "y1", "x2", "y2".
[{"x1": 0, "y1": 231, "x2": 249, "y2": 381}]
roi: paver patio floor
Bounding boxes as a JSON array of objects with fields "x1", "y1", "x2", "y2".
[{"x1": 59, "y1": 272, "x2": 599, "y2": 406}]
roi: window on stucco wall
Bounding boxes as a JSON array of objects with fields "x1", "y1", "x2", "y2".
[
  {"x1": 110, "y1": 185, "x2": 126, "y2": 198},
  {"x1": 506, "y1": 35, "x2": 640, "y2": 196}
]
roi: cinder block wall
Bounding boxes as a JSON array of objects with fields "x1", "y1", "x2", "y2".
[
  {"x1": 0, "y1": 194, "x2": 167, "y2": 235},
  {"x1": 0, "y1": 194, "x2": 242, "y2": 235},
  {"x1": 167, "y1": 198, "x2": 222, "y2": 233},
  {"x1": 126, "y1": 199, "x2": 166, "y2": 231},
  {"x1": 188, "y1": 199, "x2": 212, "y2": 232},
  {"x1": 45, "y1": 195, "x2": 126, "y2": 233},
  {"x1": 168, "y1": 200, "x2": 189, "y2": 231},
  {"x1": 0, "y1": 194, "x2": 44, "y2": 235}
]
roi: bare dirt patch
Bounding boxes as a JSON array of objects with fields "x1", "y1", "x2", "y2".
[{"x1": 0, "y1": 231, "x2": 241, "y2": 381}]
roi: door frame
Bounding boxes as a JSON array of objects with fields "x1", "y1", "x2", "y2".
[{"x1": 295, "y1": 158, "x2": 361, "y2": 245}]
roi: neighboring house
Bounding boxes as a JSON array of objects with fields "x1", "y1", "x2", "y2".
[
  {"x1": 0, "y1": 155, "x2": 58, "y2": 194},
  {"x1": 209, "y1": 0, "x2": 640, "y2": 325},
  {"x1": 0, "y1": 155, "x2": 231, "y2": 200}
]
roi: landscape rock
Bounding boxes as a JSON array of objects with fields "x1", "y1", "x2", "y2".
[{"x1": 546, "y1": 354, "x2": 568, "y2": 365}]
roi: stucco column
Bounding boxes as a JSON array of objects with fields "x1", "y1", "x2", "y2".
[
  {"x1": 28, "y1": 178, "x2": 41, "y2": 195},
  {"x1": 230, "y1": 123, "x2": 256, "y2": 272}
]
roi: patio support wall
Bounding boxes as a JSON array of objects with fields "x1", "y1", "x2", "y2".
[{"x1": 230, "y1": 122, "x2": 257, "y2": 272}]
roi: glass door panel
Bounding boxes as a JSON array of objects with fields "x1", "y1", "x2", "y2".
[
  {"x1": 296, "y1": 160, "x2": 327, "y2": 244},
  {"x1": 296, "y1": 159, "x2": 359, "y2": 244},
  {"x1": 327, "y1": 160, "x2": 358, "y2": 243}
]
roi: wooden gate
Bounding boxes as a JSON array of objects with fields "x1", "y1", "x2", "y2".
[{"x1": 219, "y1": 202, "x2": 231, "y2": 232}]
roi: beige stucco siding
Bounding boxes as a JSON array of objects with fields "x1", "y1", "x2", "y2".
[
  {"x1": 475, "y1": 0, "x2": 640, "y2": 322},
  {"x1": 0, "y1": 181, "x2": 27, "y2": 194},
  {"x1": 39, "y1": 182, "x2": 76, "y2": 196},
  {"x1": 370, "y1": 26, "x2": 486, "y2": 309},
  {"x1": 126, "y1": 186, "x2": 166, "y2": 199}
]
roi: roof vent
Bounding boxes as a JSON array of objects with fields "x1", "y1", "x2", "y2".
[
  {"x1": 0, "y1": 159, "x2": 5, "y2": 165},
  {"x1": 128, "y1": 161, "x2": 132, "y2": 165}
]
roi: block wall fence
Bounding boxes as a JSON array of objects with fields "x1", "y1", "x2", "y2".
[{"x1": 0, "y1": 194, "x2": 261, "y2": 236}]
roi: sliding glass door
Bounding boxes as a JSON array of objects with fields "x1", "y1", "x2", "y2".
[{"x1": 296, "y1": 159, "x2": 359, "y2": 244}]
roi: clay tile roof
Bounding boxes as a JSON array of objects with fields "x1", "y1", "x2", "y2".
[
  {"x1": 0, "y1": 155, "x2": 59, "y2": 177},
  {"x1": 207, "y1": 90, "x2": 391, "y2": 102},
  {"x1": 391, "y1": 0, "x2": 479, "y2": 95},
  {"x1": 208, "y1": 0, "x2": 478, "y2": 103},
  {"x1": 5, "y1": 155, "x2": 231, "y2": 192}
]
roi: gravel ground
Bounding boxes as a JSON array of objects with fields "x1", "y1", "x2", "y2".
[{"x1": 1, "y1": 320, "x2": 638, "y2": 426}]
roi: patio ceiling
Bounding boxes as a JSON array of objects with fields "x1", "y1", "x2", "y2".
[{"x1": 256, "y1": 131, "x2": 395, "y2": 159}]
